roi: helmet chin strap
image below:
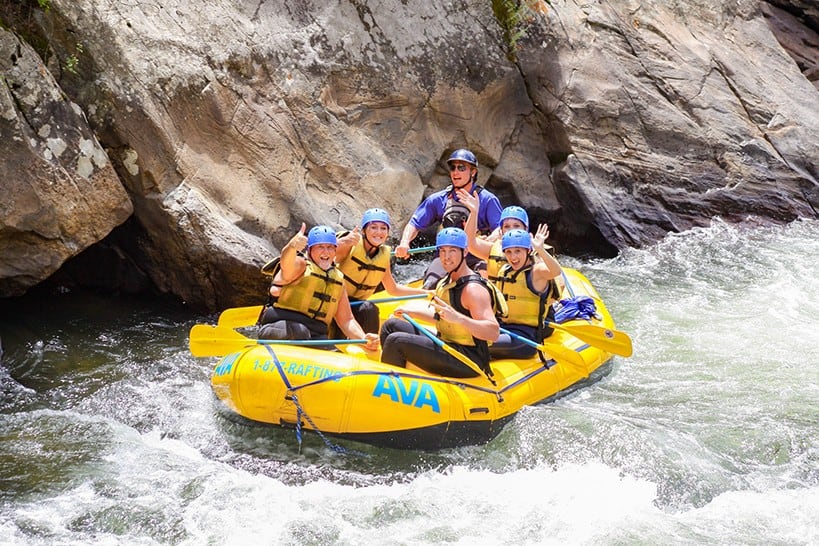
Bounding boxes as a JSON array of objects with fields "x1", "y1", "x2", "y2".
[
  {"x1": 449, "y1": 250, "x2": 466, "y2": 274},
  {"x1": 362, "y1": 229, "x2": 380, "y2": 255},
  {"x1": 453, "y1": 179, "x2": 473, "y2": 191}
]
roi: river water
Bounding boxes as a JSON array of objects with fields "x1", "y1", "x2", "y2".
[{"x1": 1, "y1": 218, "x2": 817, "y2": 545}]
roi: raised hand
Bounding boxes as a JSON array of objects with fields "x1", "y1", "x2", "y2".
[
  {"x1": 289, "y1": 222, "x2": 308, "y2": 252},
  {"x1": 533, "y1": 223, "x2": 550, "y2": 251},
  {"x1": 340, "y1": 225, "x2": 362, "y2": 246},
  {"x1": 456, "y1": 187, "x2": 479, "y2": 214}
]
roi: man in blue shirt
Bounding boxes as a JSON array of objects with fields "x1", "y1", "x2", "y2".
[{"x1": 394, "y1": 149, "x2": 503, "y2": 288}]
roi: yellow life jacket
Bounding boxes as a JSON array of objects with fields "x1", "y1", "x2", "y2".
[
  {"x1": 495, "y1": 261, "x2": 561, "y2": 328},
  {"x1": 495, "y1": 264, "x2": 544, "y2": 327},
  {"x1": 434, "y1": 273, "x2": 507, "y2": 346},
  {"x1": 274, "y1": 260, "x2": 344, "y2": 325},
  {"x1": 486, "y1": 239, "x2": 506, "y2": 282},
  {"x1": 337, "y1": 239, "x2": 391, "y2": 299}
]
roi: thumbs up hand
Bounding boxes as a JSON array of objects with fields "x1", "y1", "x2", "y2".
[
  {"x1": 289, "y1": 222, "x2": 308, "y2": 252},
  {"x1": 351, "y1": 226, "x2": 362, "y2": 245},
  {"x1": 340, "y1": 225, "x2": 362, "y2": 247}
]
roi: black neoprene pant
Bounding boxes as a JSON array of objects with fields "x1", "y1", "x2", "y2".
[
  {"x1": 257, "y1": 306, "x2": 330, "y2": 347},
  {"x1": 328, "y1": 300, "x2": 379, "y2": 338},
  {"x1": 489, "y1": 323, "x2": 538, "y2": 360},
  {"x1": 379, "y1": 318, "x2": 480, "y2": 378}
]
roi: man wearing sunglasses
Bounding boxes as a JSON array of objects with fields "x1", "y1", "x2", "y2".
[{"x1": 395, "y1": 149, "x2": 503, "y2": 288}]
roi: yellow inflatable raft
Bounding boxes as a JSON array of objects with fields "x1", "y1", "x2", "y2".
[{"x1": 193, "y1": 268, "x2": 630, "y2": 450}]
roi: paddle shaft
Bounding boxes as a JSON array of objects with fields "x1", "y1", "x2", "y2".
[
  {"x1": 498, "y1": 327, "x2": 585, "y2": 366},
  {"x1": 258, "y1": 338, "x2": 365, "y2": 346},
  {"x1": 189, "y1": 324, "x2": 366, "y2": 357},
  {"x1": 402, "y1": 315, "x2": 493, "y2": 383},
  {"x1": 351, "y1": 293, "x2": 428, "y2": 306},
  {"x1": 218, "y1": 293, "x2": 429, "y2": 328},
  {"x1": 391, "y1": 245, "x2": 436, "y2": 257}
]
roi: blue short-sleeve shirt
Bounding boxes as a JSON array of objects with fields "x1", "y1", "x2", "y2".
[{"x1": 409, "y1": 184, "x2": 502, "y2": 233}]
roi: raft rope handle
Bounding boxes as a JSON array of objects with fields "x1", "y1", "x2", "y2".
[
  {"x1": 263, "y1": 345, "x2": 511, "y2": 441},
  {"x1": 286, "y1": 368, "x2": 501, "y2": 398},
  {"x1": 263, "y1": 346, "x2": 566, "y2": 443},
  {"x1": 292, "y1": 391, "x2": 369, "y2": 457},
  {"x1": 265, "y1": 345, "x2": 368, "y2": 456},
  {"x1": 260, "y1": 344, "x2": 573, "y2": 450},
  {"x1": 497, "y1": 360, "x2": 556, "y2": 397},
  {"x1": 285, "y1": 365, "x2": 560, "y2": 408}
]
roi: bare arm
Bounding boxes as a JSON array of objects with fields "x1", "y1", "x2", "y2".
[
  {"x1": 394, "y1": 223, "x2": 420, "y2": 259},
  {"x1": 459, "y1": 188, "x2": 493, "y2": 260},
  {"x1": 276, "y1": 223, "x2": 308, "y2": 285},
  {"x1": 530, "y1": 223, "x2": 562, "y2": 292},
  {"x1": 334, "y1": 289, "x2": 379, "y2": 350},
  {"x1": 379, "y1": 266, "x2": 433, "y2": 297},
  {"x1": 430, "y1": 287, "x2": 499, "y2": 342},
  {"x1": 393, "y1": 303, "x2": 436, "y2": 323}
]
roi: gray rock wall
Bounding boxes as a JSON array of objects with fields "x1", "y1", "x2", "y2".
[
  {"x1": 0, "y1": 29, "x2": 132, "y2": 296},
  {"x1": 1, "y1": 0, "x2": 817, "y2": 310}
]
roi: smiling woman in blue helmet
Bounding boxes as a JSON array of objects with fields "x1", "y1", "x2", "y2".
[
  {"x1": 460, "y1": 200, "x2": 536, "y2": 281},
  {"x1": 393, "y1": 149, "x2": 503, "y2": 288},
  {"x1": 258, "y1": 223, "x2": 379, "y2": 350},
  {"x1": 333, "y1": 208, "x2": 430, "y2": 334},
  {"x1": 490, "y1": 227, "x2": 563, "y2": 359},
  {"x1": 380, "y1": 227, "x2": 500, "y2": 378}
]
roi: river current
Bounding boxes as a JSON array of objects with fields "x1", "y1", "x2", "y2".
[{"x1": 1, "y1": 218, "x2": 817, "y2": 545}]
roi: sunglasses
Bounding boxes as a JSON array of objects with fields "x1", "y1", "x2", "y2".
[{"x1": 449, "y1": 164, "x2": 469, "y2": 172}]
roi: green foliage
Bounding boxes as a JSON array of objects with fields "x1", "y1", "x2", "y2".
[
  {"x1": 1, "y1": 0, "x2": 86, "y2": 77},
  {"x1": 491, "y1": 0, "x2": 548, "y2": 62},
  {"x1": 64, "y1": 42, "x2": 83, "y2": 75}
]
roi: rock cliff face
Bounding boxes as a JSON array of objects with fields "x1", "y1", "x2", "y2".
[
  {"x1": 1, "y1": 0, "x2": 817, "y2": 310},
  {"x1": 0, "y1": 29, "x2": 132, "y2": 296}
]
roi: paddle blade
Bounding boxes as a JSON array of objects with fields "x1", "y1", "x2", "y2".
[
  {"x1": 549, "y1": 322, "x2": 633, "y2": 357},
  {"x1": 535, "y1": 341, "x2": 586, "y2": 367},
  {"x1": 189, "y1": 324, "x2": 252, "y2": 357},
  {"x1": 217, "y1": 305, "x2": 264, "y2": 328}
]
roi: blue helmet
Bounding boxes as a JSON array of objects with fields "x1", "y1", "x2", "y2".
[
  {"x1": 501, "y1": 229, "x2": 532, "y2": 251},
  {"x1": 307, "y1": 225, "x2": 337, "y2": 248},
  {"x1": 360, "y1": 208, "x2": 391, "y2": 229},
  {"x1": 436, "y1": 227, "x2": 468, "y2": 250},
  {"x1": 499, "y1": 206, "x2": 529, "y2": 230},
  {"x1": 447, "y1": 148, "x2": 478, "y2": 167}
]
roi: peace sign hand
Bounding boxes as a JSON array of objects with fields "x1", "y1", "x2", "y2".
[{"x1": 430, "y1": 295, "x2": 459, "y2": 323}]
